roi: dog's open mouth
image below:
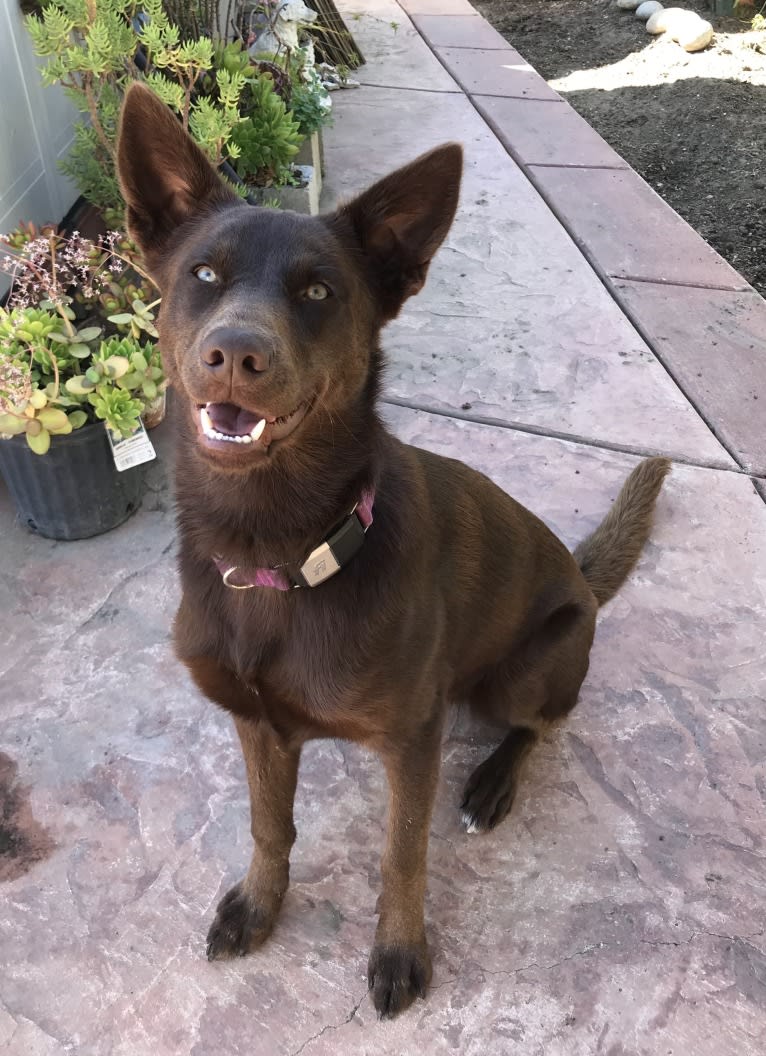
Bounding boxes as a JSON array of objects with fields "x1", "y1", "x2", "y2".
[{"x1": 197, "y1": 397, "x2": 313, "y2": 452}]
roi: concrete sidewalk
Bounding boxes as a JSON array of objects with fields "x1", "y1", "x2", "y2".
[{"x1": 1, "y1": 2, "x2": 764, "y2": 1054}]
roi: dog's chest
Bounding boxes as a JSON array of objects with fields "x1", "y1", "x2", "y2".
[{"x1": 219, "y1": 589, "x2": 372, "y2": 735}]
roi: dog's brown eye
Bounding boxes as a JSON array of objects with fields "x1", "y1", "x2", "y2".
[
  {"x1": 194, "y1": 265, "x2": 217, "y2": 283},
  {"x1": 305, "y1": 283, "x2": 330, "y2": 301}
]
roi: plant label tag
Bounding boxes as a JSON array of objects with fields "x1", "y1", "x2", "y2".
[{"x1": 107, "y1": 420, "x2": 157, "y2": 472}]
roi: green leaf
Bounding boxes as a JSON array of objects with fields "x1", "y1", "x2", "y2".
[
  {"x1": 68, "y1": 410, "x2": 88, "y2": 429},
  {"x1": 104, "y1": 355, "x2": 130, "y2": 379},
  {"x1": 142, "y1": 379, "x2": 157, "y2": 400},
  {"x1": 0, "y1": 414, "x2": 27, "y2": 436},
  {"x1": 48, "y1": 417, "x2": 73, "y2": 436},
  {"x1": 86, "y1": 367, "x2": 101, "y2": 384},
  {"x1": 27, "y1": 428, "x2": 51, "y2": 455},
  {"x1": 76, "y1": 327, "x2": 102, "y2": 342},
  {"x1": 107, "y1": 313, "x2": 133, "y2": 325},
  {"x1": 69, "y1": 343, "x2": 92, "y2": 358},
  {"x1": 65, "y1": 376, "x2": 95, "y2": 395},
  {"x1": 132, "y1": 352, "x2": 148, "y2": 372},
  {"x1": 29, "y1": 389, "x2": 48, "y2": 409},
  {"x1": 37, "y1": 408, "x2": 70, "y2": 431}
]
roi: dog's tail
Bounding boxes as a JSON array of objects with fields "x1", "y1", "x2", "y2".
[{"x1": 574, "y1": 457, "x2": 671, "y2": 607}]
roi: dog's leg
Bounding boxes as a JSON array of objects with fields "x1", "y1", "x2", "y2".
[
  {"x1": 207, "y1": 715, "x2": 301, "y2": 959},
  {"x1": 183, "y1": 656, "x2": 301, "y2": 958},
  {"x1": 368, "y1": 713, "x2": 443, "y2": 1018},
  {"x1": 462, "y1": 600, "x2": 596, "y2": 833}
]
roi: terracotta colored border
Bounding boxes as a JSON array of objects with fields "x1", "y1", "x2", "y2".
[{"x1": 397, "y1": 0, "x2": 766, "y2": 477}]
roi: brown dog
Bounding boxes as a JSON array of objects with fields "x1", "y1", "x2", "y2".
[{"x1": 117, "y1": 84, "x2": 669, "y2": 1018}]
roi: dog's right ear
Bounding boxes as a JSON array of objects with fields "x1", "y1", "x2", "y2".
[{"x1": 117, "y1": 84, "x2": 237, "y2": 258}]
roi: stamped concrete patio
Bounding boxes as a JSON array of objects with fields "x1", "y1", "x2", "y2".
[{"x1": 1, "y1": 2, "x2": 765, "y2": 1053}]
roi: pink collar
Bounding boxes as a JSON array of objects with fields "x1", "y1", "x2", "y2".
[{"x1": 213, "y1": 487, "x2": 375, "y2": 591}]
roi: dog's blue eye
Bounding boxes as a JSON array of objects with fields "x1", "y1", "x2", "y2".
[
  {"x1": 194, "y1": 265, "x2": 217, "y2": 283},
  {"x1": 305, "y1": 283, "x2": 330, "y2": 301}
]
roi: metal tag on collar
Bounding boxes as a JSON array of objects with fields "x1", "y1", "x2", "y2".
[
  {"x1": 297, "y1": 507, "x2": 367, "y2": 587},
  {"x1": 298, "y1": 541, "x2": 342, "y2": 587}
]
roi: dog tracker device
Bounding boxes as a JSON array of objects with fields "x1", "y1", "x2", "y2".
[
  {"x1": 213, "y1": 488, "x2": 375, "y2": 591},
  {"x1": 297, "y1": 509, "x2": 367, "y2": 587}
]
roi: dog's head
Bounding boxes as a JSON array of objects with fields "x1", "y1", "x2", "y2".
[{"x1": 117, "y1": 84, "x2": 462, "y2": 474}]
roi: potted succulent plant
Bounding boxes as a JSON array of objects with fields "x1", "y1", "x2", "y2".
[
  {"x1": 200, "y1": 40, "x2": 326, "y2": 213},
  {"x1": 25, "y1": 0, "x2": 329, "y2": 219},
  {"x1": 0, "y1": 225, "x2": 165, "y2": 540}
]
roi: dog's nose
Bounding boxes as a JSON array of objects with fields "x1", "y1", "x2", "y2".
[{"x1": 200, "y1": 327, "x2": 271, "y2": 377}]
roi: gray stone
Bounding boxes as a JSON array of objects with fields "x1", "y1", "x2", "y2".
[
  {"x1": 635, "y1": 1, "x2": 663, "y2": 20},
  {"x1": 616, "y1": 0, "x2": 641, "y2": 8}
]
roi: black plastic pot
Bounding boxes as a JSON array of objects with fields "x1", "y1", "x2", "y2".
[{"x1": 0, "y1": 422, "x2": 145, "y2": 540}]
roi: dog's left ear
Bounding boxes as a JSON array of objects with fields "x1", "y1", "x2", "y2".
[
  {"x1": 117, "y1": 83, "x2": 237, "y2": 260},
  {"x1": 330, "y1": 143, "x2": 463, "y2": 319}
]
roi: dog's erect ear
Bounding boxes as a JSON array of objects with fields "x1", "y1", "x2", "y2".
[
  {"x1": 330, "y1": 143, "x2": 463, "y2": 319},
  {"x1": 117, "y1": 83, "x2": 237, "y2": 256}
]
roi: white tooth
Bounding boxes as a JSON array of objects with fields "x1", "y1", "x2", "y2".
[
  {"x1": 250, "y1": 418, "x2": 267, "y2": 440},
  {"x1": 200, "y1": 407, "x2": 213, "y2": 434},
  {"x1": 241, "y1": 435, "x2": 252, "y2": 444}
]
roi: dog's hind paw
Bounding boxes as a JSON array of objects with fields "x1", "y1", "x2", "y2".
[
  {"x1": 460, "y1": 759, "x2": 518, "y2": 833},
  {"x1": 206, "y1": 882, "x2": 276, "y2": 960},
  {"x1": 460, "y1": 810, "x2": 483, "y2": 835}
]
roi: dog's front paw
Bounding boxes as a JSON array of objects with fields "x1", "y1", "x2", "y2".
[
  {"x1": 367, "y1": 942, "x2": 432, "y2": 1019},
  {"x1": 206, "y1": 882, "x2": 276, "y2": 960}
]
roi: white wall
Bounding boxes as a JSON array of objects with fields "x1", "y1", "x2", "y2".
[{"x1": 0, "y1": 0, "x2": 79, "y2": 238}]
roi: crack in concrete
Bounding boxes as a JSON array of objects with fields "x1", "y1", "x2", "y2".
[
  {"x1": 0, "y1": 1003, "x2": 77, "y2": 1053},
  {"x1": 381, "y1": 396, "x2": 741, "y2": 475},
  {"x1": 72, "y1": 539, "x2": 175, "y2": 638},
  {"x1": 288, "y1": 989, "x2": 367, "y2": 1056},
  {"x1": 482, "y1": 941, "x2": 606, "y2": 978},
  {"x1": 435, "y1": 926, "x2": 766, "y2": 992}
]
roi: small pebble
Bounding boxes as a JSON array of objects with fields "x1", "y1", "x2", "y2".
[
  {"x1": 615, "y1": 0, "x2": 641, "y2": 9},
  {"x1": 635, "y1": 1, "x2": 663, "y2": 19}
]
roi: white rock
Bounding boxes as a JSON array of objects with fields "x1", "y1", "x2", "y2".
[
  {"x1": 646, "y1": 6, "x2": 684, "y2": 32},
  {"x1": 616, "y1": 0, "x2": 640, "y2": 9},
  {"x1": 636, "y1": 1, "x2": 663, "y2": 19},
  {"x1": 677, "y1": 18, "x2": 713, "y2": 50},
  {"x1": 646, "y1": 7, "x2": 698, "y2": 33},
  {"x1": 645, "y1": 7, "x2": 714, "y2": 49}
]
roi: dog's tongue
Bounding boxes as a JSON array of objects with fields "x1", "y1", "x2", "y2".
[{"x1": 207, "y1": 402, "x2": 265, "y2": 436}]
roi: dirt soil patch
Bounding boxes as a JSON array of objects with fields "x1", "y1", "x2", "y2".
[{"x1": 473, "y1": 0, "x2": 766, "y2": 295}]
